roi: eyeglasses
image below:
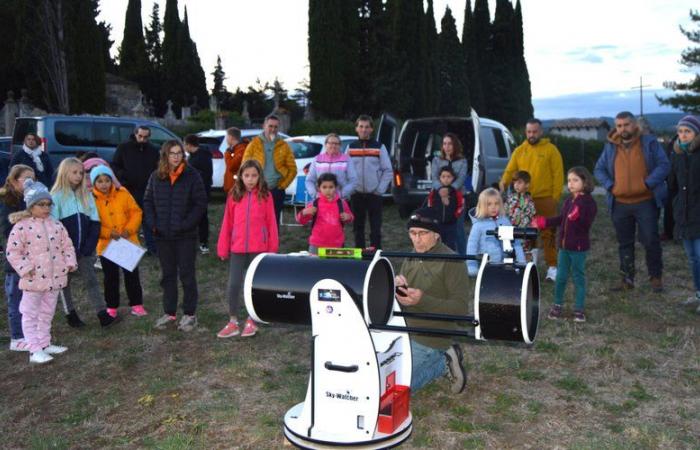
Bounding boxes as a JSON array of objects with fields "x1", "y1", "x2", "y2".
[
  {"x1": 408, "y1": 230, "x2": 431, "y2": 238},
  {"x1": 168, "y1": 151, "x2": 184, "y2": 157},
  {"x1": 34, "y1": 201, "x2": 53, "y2": 208},
  {"x1": 326, "y1": 141, "x2": 341, "y2": 146}
]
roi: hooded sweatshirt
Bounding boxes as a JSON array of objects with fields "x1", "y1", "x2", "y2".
[
  {"x1": 500, "y1": 138, "x2": 564, "y2": 201},
  {"x1": 466, "y1": 208, "x2": 525, "y2": 276},
  {"x1": 217, "y1": 188, "x2": 279, "y2": 257}
]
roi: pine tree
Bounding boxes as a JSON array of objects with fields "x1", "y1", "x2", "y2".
[
  {"x1": 658, "y1": 9, "x2": 700, "y2": 113},
  {"x1": 472, "y1": 0, "x2": 492, "y2": 116},
  {"x1": 308, "y1": 0, "x2": 347, "y2": 118},
  {"x1": 437, "y1": 7, "x2": 470, "y2": 115},
  {"x1": 462, "y1": 0, "x2": 484, "y2": 114},
  {"x1": 118, "y1": 0, "x2": 150, "y2": 89},
  {"x1": 211, "y1": 55, "x2": 228, "y2": 103},
  {"x1": 512, "y1": 0, "x2": 533, "y2": 124}
]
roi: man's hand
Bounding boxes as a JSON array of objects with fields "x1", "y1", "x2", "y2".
[{"x1": 396, "y1": 287, "x2": 423, "y2": 306}]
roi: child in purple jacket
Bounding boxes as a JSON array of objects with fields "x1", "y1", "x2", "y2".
[{"x1": 533, "y1": 167, "x2": 597, "y2": 323}]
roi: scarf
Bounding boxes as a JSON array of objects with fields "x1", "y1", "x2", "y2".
[{"x1": 23, "y1": 144, "x2": 44, "y2": 173}]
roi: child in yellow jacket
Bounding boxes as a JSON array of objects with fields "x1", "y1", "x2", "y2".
[{"x1": 91, "y1": 165, "x2": 147, "y2": 318}]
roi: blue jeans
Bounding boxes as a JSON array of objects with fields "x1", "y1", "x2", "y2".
[
  {"x1": 611, "y1": 199, "x2": 662, "y2": 279},
  {"x1": 5, "y1": 272, "x2": 23, "y2": 339},
  {"x1": 554, "y1": 249, "x2": 588, "y2": 310},
  {"x1": 682, "y1": 239, "x2": 700, "y2": 292},
  {"x1": 410, "y1": 340, "x2": 446, "y2": 392}
]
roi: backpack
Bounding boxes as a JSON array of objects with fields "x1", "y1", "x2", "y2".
[{"x1": 310, "y1": 197, "x2": 345, "y2": 230}]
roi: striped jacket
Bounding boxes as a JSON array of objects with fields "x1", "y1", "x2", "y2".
[{"x1": 345, "y1": 139, "x2": 392, "y2": 195}]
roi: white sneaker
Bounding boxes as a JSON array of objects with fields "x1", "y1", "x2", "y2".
[
  {"x1": 9, "y1": 339, "x2": 30, "y2": 352},
  {"x1": 29, "y1": 350, "x2": 54, "y2": 364},
  {"x1": 546, "y1": 266, "x2": 557, "y2": 282},
  {"x1": 43, "y1": 344, "x2": 68, "y2": 354},
  {"x1": 178, "y1": 315, "x2": 198, "y2": 332},
  {"x1": 93, "y1": 259, "x2": 102, "y2": 270}
]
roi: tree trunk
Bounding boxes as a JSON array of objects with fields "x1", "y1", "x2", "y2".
[{"x1": 38, "y1": 0, "x2": 70, "y2": 113}]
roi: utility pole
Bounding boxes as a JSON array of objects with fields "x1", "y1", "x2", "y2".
[{"x1": 630, "y1": 76, "x2": 651, "y2": 117}]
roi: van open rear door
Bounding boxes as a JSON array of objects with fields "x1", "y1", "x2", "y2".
[
  {"x1": 469, "y1": 108, "x2": 482, "y2": 192},
  {"x1": 376, "y1": 114, "x2": 398, "y2": 158}
]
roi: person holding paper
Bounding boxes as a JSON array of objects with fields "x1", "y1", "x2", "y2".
[{"x1": 91, "y1": 165, "x2": 147, "y2": 318}]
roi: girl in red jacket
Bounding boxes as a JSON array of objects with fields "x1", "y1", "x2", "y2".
[
  {"x1": 297, "y1": 172, "x2": 353, "y2": 253},
  {"x1": 216, "y1": 160, "x2": 278, "y2": 338}
]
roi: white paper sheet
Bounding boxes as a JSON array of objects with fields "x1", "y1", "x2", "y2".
[{"x1": 101, "y1": 238, "x2": 146, "y2": 272}]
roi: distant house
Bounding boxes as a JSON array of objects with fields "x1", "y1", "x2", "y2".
[{"x1": 549, "y1": 118, "x2": 610, "y2": 141}]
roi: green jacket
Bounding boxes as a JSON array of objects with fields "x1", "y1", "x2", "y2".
[{"x1": 399, "y1": 242, "x2": 470, "y2": 349}]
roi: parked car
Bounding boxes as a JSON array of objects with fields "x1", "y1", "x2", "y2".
[
  {"x1": 383, "y1": 110, "x2": 516, "y2": 217},
  {"x1": 284, "y1": 135, "x2": 355, "y2": 198},
  {"x1": 0, "y1": 136, "x2": 11, "y2": 184},
  {"x1": 10, "y1": 115, "x2": 180, "y2": 170},
  {"x1": 195, "y1": 129, "x2": 290, "y2": 189}
]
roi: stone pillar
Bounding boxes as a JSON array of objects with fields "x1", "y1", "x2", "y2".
[
  {"x1": 18, "y1": 89, "x2": 32, "y2": 117},
  {"x1": 209, "y1": 95, "x2": 218, "y2": 113},
  {"x1": 215, "y1": 112, "x2": 226, "y2": 130},
  {"x1": 181, "y1": 106, "x2": 192, "y2": 120},
  {"x1": 131, "y1": 94, "x2": 147, "y2": 118},
  {"x1": 3, "y1": 91, "x2": 18, "y2": 136},
  {"x1": 242, "y1": 100, "x2": 251, "y2": 127},
  {"x1": 164, "y1": 100, "x2": 177, "y2": 126}
]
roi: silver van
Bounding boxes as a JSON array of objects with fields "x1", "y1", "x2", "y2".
[
  {"x1": 378, "y1": 110, "x2": 516, "y2": 216},
  {"x1": 11, "y1": 115, "x2": 180, "y2": 168}
]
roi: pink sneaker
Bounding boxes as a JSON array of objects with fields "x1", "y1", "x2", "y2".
[
  {"x1": 241, "y1": 318, "x2": 258, "y2": 337},
  {"x1": 217, "y1": 321, "x2": 240, "y2": 338},
  {"x1": 106, "y1": 308, "x2": 118, "y2": 318},
  {"x1": 130, "y1": 305, "x2": 148, "y2": 317}
]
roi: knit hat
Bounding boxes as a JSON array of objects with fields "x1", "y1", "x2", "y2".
[
  {"x1": 406, "y1": 207, "x2": 441, "y2": 234},
  {"x1": 89, "y1": 164, "x2": 116, "y2": 186},
  {"x1": 677, "y1": 115, "x2": 700, "y2": 135},
  {"x1": 23, "y1": 179, "x2": 52, "y2": 208}
]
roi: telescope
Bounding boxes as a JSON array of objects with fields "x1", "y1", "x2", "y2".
[{"x1": 244, "y1": 226, "x2": 540, "y2": 449}]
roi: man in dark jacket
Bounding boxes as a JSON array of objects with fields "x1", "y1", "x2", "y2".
[
  {"x1": 184, "y1": 134, "x2": 213, "y2": 254},
  {"x1": 112, "y1": 126, "x2": 160, "y2": 254},
  {"x1": 594, "y1": 111, "x2": 670, "y2": 293}
]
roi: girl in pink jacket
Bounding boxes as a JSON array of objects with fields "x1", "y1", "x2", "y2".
[
  {"x1": 216, "y1": 160, "x2": 278, "y2": 339},
  {"x1": 296, "y1": 172, "x2": 353, "y2": 253},
  {"x1": 6, "y1": 179, "x2": 77, "y2": 364}
]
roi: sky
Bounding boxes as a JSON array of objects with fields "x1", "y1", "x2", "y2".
[{"x1": 99, "y1": 0, "x2": 698, "y2": 119}]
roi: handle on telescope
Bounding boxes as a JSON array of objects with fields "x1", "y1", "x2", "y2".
[
  {"x1": 485, "y1": 226, "x2": 539, "y2": 240},
  {"x1": 324, "y1": 361, "x2": 359, "y2": 373}
]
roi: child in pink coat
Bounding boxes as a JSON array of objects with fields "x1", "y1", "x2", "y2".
[
  {"x1": 296, "y1": 173, "x2": 353, "y2": 254},
  {"x1": 6, "y1": 179, "x2": 77, "y2": 364},
  {"x1": 216, "y1": 160, "x2": 278, "y2": 339}
]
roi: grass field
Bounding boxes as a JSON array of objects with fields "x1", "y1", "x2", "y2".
[{"x1": 0, "y1": 193, "x2": 698, "y2": 449}]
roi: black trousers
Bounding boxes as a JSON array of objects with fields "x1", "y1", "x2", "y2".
[
  {"x1": 198, "y1": 188, "x2": 211, "y2": 246},
  {"x1": 157, "y1": 238, "x2": 198, "y2": 316},
  {"x1": 100, "y1": 256, "x2": 143, "y2": 308},
  {"x1": 351, "y1": 192, "x2": 383, "y2": 249},
  {"x1": 271, "y1": 188, "x2": 285, "y2": 226}
]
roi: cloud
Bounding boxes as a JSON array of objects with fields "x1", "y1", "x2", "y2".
[{"x1": 590, "y1": 44, "x2": 618, "y2": 50}]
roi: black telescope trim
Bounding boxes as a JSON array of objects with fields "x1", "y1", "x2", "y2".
[
  {"x1": 324, "y1": 362, "x2": 359, "y2": 373},
  {"x1": 485, "y1": 227, "x2": 539, "y2": 240},
  {"x1": 370, "y1": 250, "x2": 481, "y2": 261},
  {"x1": 393, "y1": 311, "x2": 479, "y2": 326},
  {"x1": 370, "y1": 324, "x2": 475, "y2": 338}
]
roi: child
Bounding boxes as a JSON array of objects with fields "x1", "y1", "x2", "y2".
[
  {"x1": 0, "y1": 165, "x2": 35, "y2": 351},
  {"x1": 467, "y1": 188, "x2": 525, "y2": 277},
  {"x1": 533, "y1": 167, "x2": 597, "y2": 323},
  {"x1": 216, "y1": 160, "x2": 278, "y2": 338},
  {"x1": 6, "y1": 179, "x2": 77, "y2": 363},
  {"x1": 505, "y1": 170, "x2": 537, "y2": 259},
  {"x1": 91, "y1": 165, "x2": 147, "y2": 318},
  {"x1": 51, "y1": 157, "x2": 117, "y2": 328},
  {"x1": 424, "y1": 167, "x2": 464, "y2": 251},
  {"x1": 297, "y1": 172, "x2": 353, "y2": 253}
]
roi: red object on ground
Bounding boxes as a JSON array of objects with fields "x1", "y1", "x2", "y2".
[{"x1": 377, "y1": 385, "x2": 411, "y2": 434}]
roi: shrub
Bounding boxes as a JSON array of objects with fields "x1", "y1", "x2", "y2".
[{"x1": 288, "y1": 119, "x2": 356, "y2": 136}]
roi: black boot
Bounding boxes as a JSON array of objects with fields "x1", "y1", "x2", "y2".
[
  {"x1": 66, "y1": 310, "x2": 86, "y2": 328},
  {"x1": 97, "y1": 310, "x2": 121, "y2": 328}
]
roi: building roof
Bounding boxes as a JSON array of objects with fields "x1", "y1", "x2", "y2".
[{"x1": 550, "y1": 118, "x2": 610, "y2": 130}]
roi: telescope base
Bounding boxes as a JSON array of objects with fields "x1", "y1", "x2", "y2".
[{"x1": 284, "y1": 403, "x2": 413, "y2": 449}]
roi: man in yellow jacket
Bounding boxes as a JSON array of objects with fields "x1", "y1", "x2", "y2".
[
  {"x1": 500, "y1": 118, "x2": 564, "y2": 282},
  {"x1": 243, "y1": 114, "x2": 297, "y2": 224}
]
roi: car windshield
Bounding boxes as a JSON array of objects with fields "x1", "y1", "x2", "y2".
[{"x1": 290, "y1": 141, "x2": 323, "y2": 159}]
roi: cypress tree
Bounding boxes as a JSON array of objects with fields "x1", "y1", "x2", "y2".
[
  {"x1": 340, "y1": 0, "x2": 362, "y2": 117},
  {"x1": 144, "y1": 1, "x2": 164, "y2": 114},
  {"x1": 0, "y1": 0, "x2": 25, "y2": 99},
  {"x1": 462, "y1": 0, "x2": 484, "y2": 114},
  {"x1": 66, "y1": 0, "x2": 105, "y2": 113},
  {"x1": 161, "y1": 0, "x2": 180, "y2": 111},
  {"x1": 490, "y1": 0, "x2": 515, "y2": 126},
  {"x1": 211, "y1": 55, "x2": 228, "y2": 103},
  {"x1": 362, "y1": 0, "x2": 392, "y2": 116},
  {"x1": 308, "y1": 0, "x2": 347, "y2": 118},
  {"x1": 436, "y1": 7, "x2": 470, "y2": 115},
  {"x1": 513, "y1": 0, "x2": 533, "y2": 124},
  {"x1": 177, "y1": 8, "x2": 208, "y2": 109},
  {"x1": 118, "y1": 0, "x2": 150, "y2": 89},
  {"x1": 472, "y1": 0, "x2": 492, "y2": 116},
  {"x1": 423, "y1": 0, "x2": 439, "y2": 115}
]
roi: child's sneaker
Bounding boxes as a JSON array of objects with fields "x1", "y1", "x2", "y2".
[
  {"x1": 547, "y1": 304, "x2": 563, "y2": 320},
  {"x1": 66, "y1": 310, "x2": 86, "y2": 328},
  {"x1": 106, "y1": 307, "x2": 118, "y2": 318},
  {"x1": 217, "y1": 321, "x2": 240, "y2": 338},
  {"x1": 130, "y1": 305, "x2": 148, "y2": 317},
  {"x1": 43, "y1": 344, "x2": 68, "y2": 354},
  {"x1": 241, "y1": 318, "x2": 258, "y2": 337},
  {"x1": 9, "y1": 339, "x2": 30, "y2": 352},
  {"x1": 98, "y1": 310, "x2": 121, "y2": 327},
  {"x1": 178, "y1": 315, "x2": 198, "y2": 332},
  {"x1": 573, "y1": 310, "x2": 586, "y2": 323},
  {"x1": 154, "y1": 314, "x2": 177, "y2": 329},
  {"x1": 29, "y1": 350, "x2": 53, "y2": 364}
]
